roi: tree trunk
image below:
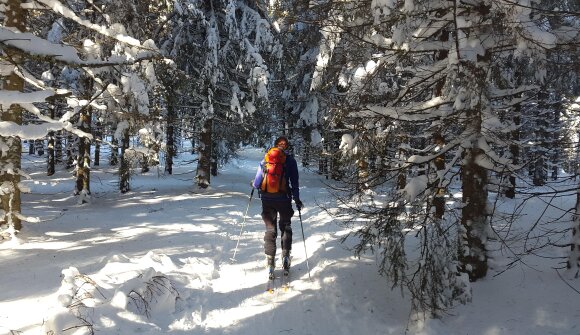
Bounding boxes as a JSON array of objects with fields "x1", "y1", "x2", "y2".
[
  {"x1": 296, "y1": 124, "x2": 309, "y2": 166},
  {"x1": 533, "y1": 90, "x2": 549, "y2": 186},
  {"x1": 190, "y1": 135, "x2": 196, "y2": 154},
  {"x1": 397, "y1": 135, "x2": 408, "y2": 190},
  {"x1": 47, "y1": 134, "x2": 55, "y2": 176},
  {"x1": 55, "y1": 130, "x2": 63, "y2": 165},
  {"x1": 302, "y1": 140, "x2": 310, "y2": 167},
  {"x1": 35, "y1": 139, "x2": 44, "y2": 156},
  {"x1": 551, "y1": 100, "x2": 561, "y2": 180},
  {"x1": 119, "y1": 128, "x2": 130, "y2": 193},
  {"x1": 110, "y1": 137, "x2": 119, "y2": 166},
  {"x1": 47, "y1": 100, "x2": 57, "y2": 176},
  {"x1": 459, "y1": 145, "x2": 489, "y2": 281},
  {"x1": 331, "y1": 131, "x2": 343, "y2": 181},
  {"x1": 568, "y1": 187, "x2": 580, "y2": 276},
  {"x1": 357, "y1": 156, "x2": 369, "y2": 192},
  {"x1": 318, "y1": 141, "x2": 329, "y2": 178},
  {"x1": 196, "y1": 118, "x2": 213, "y2": 188},
  {"x1": 433, "y1": 135, "x2": 446, "y2": 219},
  {"x1": 505, "y1": 110, "x2": 520, "y2": 199},
  {"x1": 0, "y1": 0, "x2": 26, "y2": 232},
  {"x1": 66, "y1": 134, "x2": 75, "y2": 169},
  {"x1": 94, "y1": 121, "x2": 102, "y2": 166},
  {"x1": 75, "y1": 110, "x2": 91, "y2": 203},
  {"x1": 431, "y1": 24, "x2": 448, "y2": 218},
  {"x1": 210, "y1": 140, "x2": 218, "y2": 177},
  {"x1": 141, "y1": 154, "x2": 150, "y2": 173},
  {"x1": 533, "y1": 155, "x2": 546, "y2": 186},
  {"x1": 165, "y1": 102, "x2": 176, "y2": 175}
]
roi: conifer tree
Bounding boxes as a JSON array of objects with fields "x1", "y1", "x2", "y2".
[
  {"x1": 298, "y1": 0, "x2": 577, "y2": 314},
  {"x1": 162, "y1": 0, "x2": 278, "y2": 188},
  {"x1": 0, "y1": 0, "x2": 160, "y2": 234}
]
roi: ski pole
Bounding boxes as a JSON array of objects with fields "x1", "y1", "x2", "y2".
[
  {"x1": 231, "y1": 188, "x2": 254, "y2": 263},
  {"x1": 298, "y1": 208, "x2": 312, "y2": 281}
]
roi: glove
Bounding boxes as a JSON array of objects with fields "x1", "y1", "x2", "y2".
[{"x1": 295, "y1": 199, "x2": 304, "y2": 210}]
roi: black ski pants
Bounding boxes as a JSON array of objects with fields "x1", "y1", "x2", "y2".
[{"x1": 261, "y1": 199, "x2": 294, "y2": 257}]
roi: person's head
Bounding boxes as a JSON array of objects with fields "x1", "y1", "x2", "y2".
[
  {"x1": 275, "y1": 136, "x2": 289, "y2": 150},
  {"x1": 432, "y1": 133, "x2": 445, "y2": 145}
]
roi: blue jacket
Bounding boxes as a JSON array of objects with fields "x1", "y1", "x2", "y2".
[{"x1": 253, "y1": 152, "x2": 300, "y2": 201}]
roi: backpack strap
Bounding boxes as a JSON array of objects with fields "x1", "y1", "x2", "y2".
[
  {"x1": 278, "y1": 163, "x2": 286, "y2": 191},
  {"x1": 259, "y1": 161, "x2": 268, "y2": 192}
]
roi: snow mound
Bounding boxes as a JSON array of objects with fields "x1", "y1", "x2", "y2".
[{"x1": 43, "y1": 252, "x2": 181, "y2": 335}]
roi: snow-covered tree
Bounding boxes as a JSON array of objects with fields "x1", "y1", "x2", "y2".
[
  {"x1": 162, "y1": 0, "x2": 279, "y2": 188},
  {"x1": 264, "y1": 0, "x2": 327, "y2": 161},
  {"x1": 0, "y1": 0, "x2": 160, "y2": 235},
  {"x1": 300, "y1": 0, "x2": 578, "y2": 315}
]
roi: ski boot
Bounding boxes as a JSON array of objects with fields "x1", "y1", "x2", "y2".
[
  {"x1": 267, "y1": 255, "x2": 275, "y2": 280},
  {"x1": 282, "y1": 251, "x2": 291, "y2": 276}
]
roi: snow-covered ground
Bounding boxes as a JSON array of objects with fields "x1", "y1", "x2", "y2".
[{"x1": 0, "y1": 147, "x2": 579, "y2": 335}]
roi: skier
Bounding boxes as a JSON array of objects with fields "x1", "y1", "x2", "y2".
[{"x1": 252, "y1": 136, "x2": 303, "y2": 279}]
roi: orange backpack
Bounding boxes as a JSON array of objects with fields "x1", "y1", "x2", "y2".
[{"x1": 261, "y1": 147, "x2": 287, "y2": 194}]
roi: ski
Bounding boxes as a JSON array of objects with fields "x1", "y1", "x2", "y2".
[
  {"x1": 265, "y1": 274, "x2": 290, "y2": 293},
  {"x1": 281, "y1": 255, "x2": 291, "y2": 291},
  {"x1": 281, "y1": 270, "x2": 290, "y2": 291},
  {"x1": 265, "y1": 266, "x2": 276, "y2": 294},
  {"x1": 263, "y1": 256, "x2": 291, "y2": 293},
  {"x1": 265, "y1": 279, "x2": 276, "y2": 294}
]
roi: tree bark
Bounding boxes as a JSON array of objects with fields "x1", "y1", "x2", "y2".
[
  {"x1": 568, "y1": 187, "x2": 580, "y2": 276},
  {"x1": 165, "y1": 101, "x2": 176, "y2": 175},
  {"x1": 432, "y1": 135, "x2": 446, "y2": 219},
  {"x1": 0, "y1": 0, "x2": 26, "y2": 232},
  {"x1": 196, "y1": 118, "x2": 213, "y2": 188},
  {"x1": 119, "y1": 128, "x2": 130, "y2": 193},
  {"x1": 55, "y1": 130, "x2": 63, "y2": 165},
  {"x1": 35, "y1": 140, "x2": 44, "y2": 156},
  {"x1": 94, "y1": 121, "x2": 102, "y2": 166},
  {"x1": 551, "y1": 100, "x2": 561, "y2": 180},
  {"x1": 459, "y1": 145, "x2": 489, "y2": 281},
  {"x1": 533, "y1": 91, "x2": 549, "y2": 186},
  {"x1": 505, "y1": 110, "x2": 520, "y2": 199},
  {"x1": 75, "y1": 110, "x2": 91, "y2": 203},
  {"x1": 210, "y1": 139, "x2": 218, "y2": 177},
  {"x1": 66, "y1": 133, "x2": 75, "y2": 169},
  {"x1": 47, "y1": 99, "x2": 57, "y2": 176},
  {"x1": 110, "y1": 137, "x2": 119, "y2": 166}
]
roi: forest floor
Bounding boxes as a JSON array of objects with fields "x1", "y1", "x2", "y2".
[{"x1": 0, "y1": 147, "x2": 579, "y2": 335}]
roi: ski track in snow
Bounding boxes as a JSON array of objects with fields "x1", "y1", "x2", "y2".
[
  {"x1": 0, "y1": 148, "x2": 400, "y2": 335},
  {"x1": 1, "y1": 147, "x2": 579, "y2": 335}
]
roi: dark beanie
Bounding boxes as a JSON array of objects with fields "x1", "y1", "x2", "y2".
[{"x1": 275, "y1": 136, "x2": 289, "y2": 146}]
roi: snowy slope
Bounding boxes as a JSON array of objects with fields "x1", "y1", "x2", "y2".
[{"x1": 0, "y1": 147, "x2": 579, "y2": 335}]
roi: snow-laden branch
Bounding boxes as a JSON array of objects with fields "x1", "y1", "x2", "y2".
[
  {"x1": 0, "y1": 90, "x2": 94, "y2": 140},
  {"x1": 497, "y1": 0, "x2": 580, "y2": 17},
  {"x1": 0, "y1": 89, "x2": 65, "y2": 105},
  {"x1": 0, "y1": 28, "x2": 159, "y2": 67},
  {"x1": 364, "y1": 97, "x2": 453, "y2": 121},
  {"x1": 3, "y1": 96, "x2": 96, "y2": 140},
  {"x1": 412, "y1": 12, "x2": 453, "y2": 40},
  {"x1": 489, "y1": 85, "x2": 540, "y2": 99},
  {"x1": 26, "y1": 0, "x2": 153, "y2": 49},
  {"x1": 0, "y1": 121, "x2": 91, "y2": 140}
]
